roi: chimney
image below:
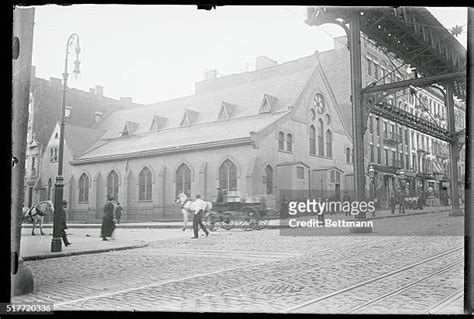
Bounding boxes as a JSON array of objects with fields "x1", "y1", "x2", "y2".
[
  {"x1": 95, "y1": 85, "x2": 103, "y2": 97},
  {"x1": 204, "y1": 70, "x2": 217, "y2": 80},
  {"x1": 49, "y1": 77, "x2": 62, "y2": 90},
  {"x1": 255, "y1": 56, "x2": 278, "y2": 70},
  {"x1": 120, "y1": 97, "x2": 133, "y2": 108},
  {"x1": 89, "y1": 88, "x2": 95, "y2": 95}
]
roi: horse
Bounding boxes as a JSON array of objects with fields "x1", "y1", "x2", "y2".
[
  {"x1": 176, "y1": 192, "x2": 212, "y2": 231},
  {"x1": 22, "y1": 200, "x2": 55, "y2": 236}
]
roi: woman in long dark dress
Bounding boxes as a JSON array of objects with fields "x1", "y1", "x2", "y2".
[{"x1": 101, "y1": 196, "x2": 116, "y2": 241}]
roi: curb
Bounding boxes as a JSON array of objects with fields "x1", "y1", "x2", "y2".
[{"x1": 22, "y1": 243, "x2": 149, "y2": 261}]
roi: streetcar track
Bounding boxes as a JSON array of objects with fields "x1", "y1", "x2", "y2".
[
  {"x1": 348, "y1": 259, "x2": 463, "y2": 313},
  {"x1": 283, "y1": 246, "x2": 463, "y2": 313},
  {"x1": 425, "y1": 287, "x2": 464, "y2": 314},
  {"x1": 53, "y1": 260, "x2": 275, "y2": 307},
  {"x1": 53, "y1": 240, "x2": 424, "y2": 310}
]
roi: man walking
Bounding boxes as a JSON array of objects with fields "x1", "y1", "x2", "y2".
[
  {"x1": 101, "y1": 195, "x2": 116, "y2": 241},
  {"x1": 191, "y1": 194, "x2": 209, "y2": 239},
  {"x1": 60, "y1": 200, "x2": 71, "y2": 247}
]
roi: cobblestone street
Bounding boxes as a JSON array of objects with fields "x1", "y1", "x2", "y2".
[{"x1": 12, "y1": 211, "x2": 464, "y2": 314}]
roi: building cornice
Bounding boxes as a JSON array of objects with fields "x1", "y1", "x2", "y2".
[{"x1": 70, "y1": 137, "x2": 251, "y2": 165}]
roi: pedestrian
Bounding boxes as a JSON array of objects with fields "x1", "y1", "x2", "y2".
[
  {"x1": 389, "y1": 193, "x2": 397, "y2": 215},
  {"x1": 280, "y1": 195, "x2": 289, "y2": 219},
  {"x1": 317, "y1": 197, "x2": 325, "y2": 225},
  {"x1": 216, "y1": 188, "x2": 224, "y2": 203},
  {"x1": 101, "y1": 195, "x2": 116, "y2": 241},
  {"x1": 191, "y1": 194, "x2": 209, "y2": 239},
  {"x1": 417, "y1": 192, "x2": 424, "y2": 210},
  {"x1": 398, "y1": 191, "x2": 406, "y2": 214},
  {"x1": 60, "y1": 200, "x2": 71, "y2": 247},
  {"x1": 114, "y1": 202, "x2": 123, "y2": 224},
  {"x1": 342, "y1": 191, "x2": 352, "y2": 217}
]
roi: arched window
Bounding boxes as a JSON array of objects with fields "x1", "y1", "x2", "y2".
[
  {"x1": 54, "y1": 148, "x2": 58, "y2": 161},
  {"x1": 176, "y1": 163, "x2": 191, "y2": 197},
  {"x1": 139, "y1": 167, "x2": 153, "y2": 201},
  {"x1": 265, "y1": 165, "x2": 273, "y2": 195},
  {"x1": 78, "y1": 173, "x2": 89, "y2": 203},
  {"x1": 278, "y1": 131, "x2": 284, "y2": 150},
  {"x1": 310, "y1": 125, "x2": 316, "y2": 155},
  {"x1": 47, "y1": 178, "x2": 53, "y2": 200},
  {"x1": 107, "y1": 170, "x2": 119, "y2": 200},
  {"x1": 345, "y1": 147, "x2": 351, "y2": 163},
  {"x1": 286, "y1": 133, "x2": 293, "y2": 152},
  {"x1": 50, "y1": 148, "x2": 54, "y2": 162},
  {"x1": 317, "y1": 119, "x2": 324, "y2": 156},
  {"x1": 219, "y1": 159, "x2": 237, "y2": 191},
  {"x1": 326, "y1": 130, "x2": 332, "y2": 158}
]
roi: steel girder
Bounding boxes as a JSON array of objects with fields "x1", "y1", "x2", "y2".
[{"x1": 305, "y1": 6, "x2": 467, "y2": 101}]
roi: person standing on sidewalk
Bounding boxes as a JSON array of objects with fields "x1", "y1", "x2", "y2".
[
  {"x1": 280, "y1": 195, "x2": 289, "y2": 219},
  {"x1": 114, "y1": 202, "x2": 123, "y2": 224},
  {"x1": 390, "y1": 193, "x2": 397, "y2": 215},
  {"x1": 101, "y1": 196, "x2": 116, "y2": 241},
  {"x1": 60, "y1": 200, "x2": 71, "y2": 247},
  {"x1": 342, "y1": 192, "x2": 352, "y2": 217},
  {"x1": 398, "y1": 191, "x2": 406, "y2": 214},
  {"x1": 191, "y1": 194, "x2": 209, "y2": 239}
]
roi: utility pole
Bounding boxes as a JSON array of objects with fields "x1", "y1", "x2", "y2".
[{"x1": 11, "y1": 6, "x2": 35, "y2": 296}]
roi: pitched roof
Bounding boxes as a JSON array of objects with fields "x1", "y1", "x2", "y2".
[
  {"x1": 76, "y1": 112, "x2": 286, "y2": 161},
  {"x1": 92, "y1": 54, "x2": 318, "y2": 141},
  {"x1": 76, "y1": 54, "x2": 320, "y2": 160},
  {"x1": 64, "y1": 124, "x2": 105, "y2": 157}
]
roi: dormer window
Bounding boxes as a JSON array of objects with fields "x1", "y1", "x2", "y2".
[
  {"x1": 121, "y1": 121, "x2": 139, "y2": 136},
  {"x1": 218, "y1": 102, "x2": 236, "y2": 121},
  {"x1": 180, "y1": 109, "x2": 198, "y2": 127},
  {"x1": 259, "y1": 94, "x2": 278, "y2": 113},
  {"x1": 150, "y1": 115, "x2": 167, "y2": 131}
]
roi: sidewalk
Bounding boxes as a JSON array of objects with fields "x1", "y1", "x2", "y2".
[
  {"x1": 22, "y1": 205, "x2": 461, "y2": 230},
  {"x1": 19, "y1": 231, "x2": 148, "y2": 261}
]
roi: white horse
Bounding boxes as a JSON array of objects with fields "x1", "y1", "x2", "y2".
[
  {"x1": 22, "y1": 200, "x2": 55, "y2": 236},
  {"x1": 176, "y1": 192, "x2": 212, "y2": 231}
]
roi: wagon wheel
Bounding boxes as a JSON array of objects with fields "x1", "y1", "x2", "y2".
[
  {"x1": 219, "y1": 212, "x2": 235, "y2": 230},
  {"x1": 204, "y1": 211, "x2": 218, "y2": 232},
  {"x1": 256, "y1": 219, "x2": 268, "y2": 230},
  {"x1": 240, "y1": 206, "x2": 260, "y2": 230},
  {"x1": 255, "y1": 210, "x2": 269, "y2": 230}
]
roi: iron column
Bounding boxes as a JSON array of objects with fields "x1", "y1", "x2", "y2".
[{"x1": 446, "y1": 81, "x2": 463, "y2": 216}]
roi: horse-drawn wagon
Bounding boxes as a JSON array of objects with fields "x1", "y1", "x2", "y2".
[{"x1": 204, "y1": 191, "x2": 271, "y2": 231}]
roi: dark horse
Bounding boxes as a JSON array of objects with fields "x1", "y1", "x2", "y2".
[{"x1": 22, "y1": 200, "x2": 55, "y2": 235}]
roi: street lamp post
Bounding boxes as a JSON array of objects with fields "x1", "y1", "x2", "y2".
[
  {"x1": 51, "y1": 33, "x2": 81, "y2": 252},
  {"x1": 368, "y1": 165, "x2": 377, "y2": 216}
]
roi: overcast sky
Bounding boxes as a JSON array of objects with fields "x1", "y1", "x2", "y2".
[{"x1": 28, "y1": 5, "x2": 467, "y2": 105}]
